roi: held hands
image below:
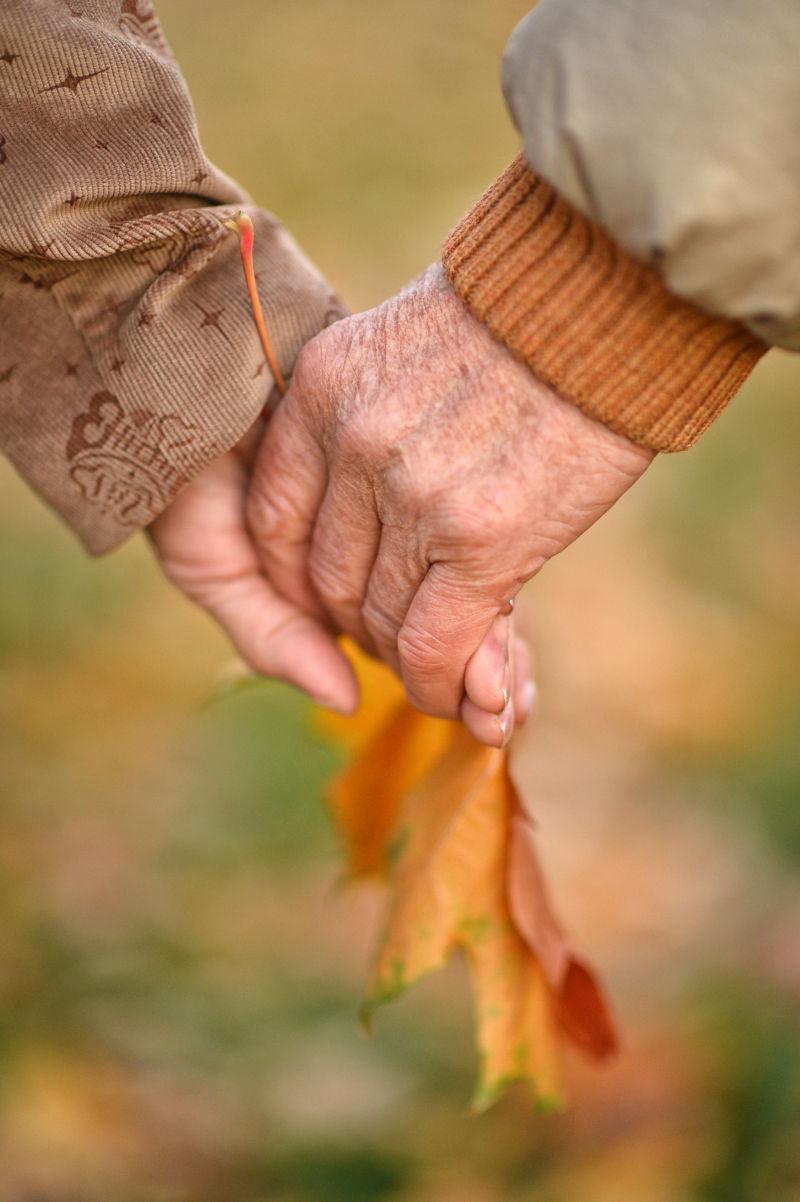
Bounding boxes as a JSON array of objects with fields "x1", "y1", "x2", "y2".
[
  {"x1": 151, "y1": 265, "x2": 653, "y2": 745},
  {"x1": 148, "y1": 418, "x2": 532, "y2": 746}
]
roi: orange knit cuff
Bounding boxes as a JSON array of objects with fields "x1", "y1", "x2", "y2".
[{"x1": 442, "y1": 156, "x2": 766, "y2": 452}]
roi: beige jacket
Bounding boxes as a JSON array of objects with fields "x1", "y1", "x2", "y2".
[{"x1": 505, "y1": 0, "x2": 800, "y2": 352}]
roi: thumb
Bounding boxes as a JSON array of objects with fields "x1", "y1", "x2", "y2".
[{"x1": 397, "y1": 562, "x2": 501, "y2": 719}]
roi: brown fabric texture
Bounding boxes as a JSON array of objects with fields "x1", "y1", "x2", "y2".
[
  {"x1": 0, "y1": 0, "x2": 342, "y2": 553},
  {"x1": 442, "y1": 157, "x2": 767, "y2": 452}
]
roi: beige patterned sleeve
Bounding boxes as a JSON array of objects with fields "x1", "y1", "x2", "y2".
[{"x1": 0, "y1": 0, "x2": 343, "y2": 552}]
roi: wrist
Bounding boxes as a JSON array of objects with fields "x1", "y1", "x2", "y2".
[
  {"x1": 442, "y1": 157, "x2": 766, "y2": 452},
  {"x1": 424, "y1": 260, "x2": 654, "y2": 481}
]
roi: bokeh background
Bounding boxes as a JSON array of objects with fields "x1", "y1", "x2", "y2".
[{"x1": 1, "y1": 2, "x2": 799, "y2": 1198}]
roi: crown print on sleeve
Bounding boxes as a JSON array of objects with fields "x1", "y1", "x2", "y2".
[{"x1": 66, "y1": 392, "x2": 216, "y2": 527}]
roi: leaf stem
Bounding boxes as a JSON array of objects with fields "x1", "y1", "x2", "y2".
[{"x1": 223, "y1": 211, "x2": 286, "y2": 397}]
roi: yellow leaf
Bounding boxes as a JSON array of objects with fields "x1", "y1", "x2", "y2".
[
  {"x1": 364, "y1": 724, "x2": 564, "y2": 1109},
  {"x1": 468, "y1": 922, "x2": 563, "y2": 1113},
  {"x1": 507, "y1": 794, "x2": 618, "y2": 1061},
  {"x1": 321, "y1": 641, "x2": 618, "y2": 1109},
  {"x1": 328, "y1": 701, "x2": 453, "y2": 878},
  {"x1": 319, "y1": 642, "x2": 452, "y2": 878},
  {"x1": 316, "y1": 640, "x2": 405, "y2": 753}
]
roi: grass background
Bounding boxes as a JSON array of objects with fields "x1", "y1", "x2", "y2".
[{"x1": 1, "y1": 2, "x2": 799, "y2": 1198}]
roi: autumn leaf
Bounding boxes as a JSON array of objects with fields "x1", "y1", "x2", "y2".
[
  {"x1": 316, "y1": 640, "x2": 407, "y2": 754},
  {"x1": 507, "y1": 786, "x2": 618, "y2": 1060},
  {"x1": 323, "y1": 644, "x2": 618, "y2": 1109},
  {"x1": 316, "y1": 643, "x2": 450, "y2": 877},
  {"x1": 327, "y1": 702, "x2": 454, "y2": 878},
  {"x1": 361, "y1": 722, "x2": 565, "y2": 1109}
]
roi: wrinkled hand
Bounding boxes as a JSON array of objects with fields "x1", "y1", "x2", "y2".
[
  {"x1": 246, "y1": 264, "x2": 654, "y2": 727},
  {"x1": 148, "y1": 421, "x2": 359, "y2": 712}
]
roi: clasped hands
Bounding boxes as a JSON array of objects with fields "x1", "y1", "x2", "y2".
[{"x1": 151, "y1": 264, "x2": 653, "y2": 747}]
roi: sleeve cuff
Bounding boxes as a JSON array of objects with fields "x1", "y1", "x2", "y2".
[{"x1": 442, "y1": 156, "x2": 766, "y2": 452}]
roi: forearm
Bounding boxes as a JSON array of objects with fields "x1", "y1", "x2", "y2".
[
  {"x1": 0, "y1": 0, "x2": 341, "y2": 552},
  {"x1": 444, "y1": 0, "x2": 800, "y2": 450},
  {"x1": 442, "y1": 158, "x2": 765, "y2": 452}
]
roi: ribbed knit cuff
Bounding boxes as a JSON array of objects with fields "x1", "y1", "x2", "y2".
[{"x1": 442, "y1": 157, "x2": 766, "y2": 452}]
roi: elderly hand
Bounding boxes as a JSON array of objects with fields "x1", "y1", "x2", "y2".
[{"x1": 246, "y1": 264, "x2": 654, "y2": 727}]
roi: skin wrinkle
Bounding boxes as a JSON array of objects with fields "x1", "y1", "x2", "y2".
[{"x1": 374, "y1": 271, "x2": 484, "y2": 521}]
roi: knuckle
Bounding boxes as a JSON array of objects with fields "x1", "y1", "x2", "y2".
[
  {"x1": 292, "y1": 317, "x2": 356, "y2": 397},
  {"x1": 382, "y1": 456, "x2": 431, "y2": 515},
  {"x1": 433, "y1": 497, "x2": 502, "y2": 549},
  {"x1": 405, "y1": 694, "x2": 455, "y2": 721},
  {"x1": 362, "y1": 593, "x2": 399, "y2": 650},
  {"x1": 402, "y1": 673, "x2": 457, "y2": 719},
  {"x1": 290, "y1": 336, "x2": 326, "y2": 393},
  {"x1": 398, "y1": 626, "x2": 462, "y2": 716},
  {"x1": 245, "y1": 486, "x2": 285, "y2": 545},
  {"x1": 155, "y1": 553, "x2": 189, "y2": 594},
  {"x1": 397, "y1": 622, "x2": 450, "y2": 681},
  {"x1": 308, "y1": 548, "x2": 356, "y2": 613}
]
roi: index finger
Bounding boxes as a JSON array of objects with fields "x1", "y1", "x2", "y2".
[
  {"x1": 246, "y1": 388, "x2": 328, "y2": 622},
  {"x1": 396, "y1": 562, "x2": 504, "y2": 719}
]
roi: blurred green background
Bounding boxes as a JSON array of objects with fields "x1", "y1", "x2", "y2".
[{"x1": 1, "y1": 2, "x2": 799, "y2": 1198}]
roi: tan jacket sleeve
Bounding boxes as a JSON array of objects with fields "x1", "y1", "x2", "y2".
[
  {"x1": 0, "y1": 1, "x2": 342, "y2": 553},
  {"x1": 444, "y1": 0, "x2": 798, "y2": 451}
]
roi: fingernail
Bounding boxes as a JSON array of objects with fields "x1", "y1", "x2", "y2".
[
  {"x1": 496, "y1": 700, "x2": 514, "y2": 748},
  {"x1": 521, "y1": 679, "x2": 536, "y2": 720},
  {"x1": 501, "y1": 618, "x2": 512, "y2": 708},
  {"x1": 489, "y1": 617, "x2": 511, "y2": 713},
  {"x1": 501, "y1": 657, "x2": 511, "y2": 710}
]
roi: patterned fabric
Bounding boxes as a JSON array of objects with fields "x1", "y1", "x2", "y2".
[{"x1": 0, "y1": 0, "x2": 343, "y2": 552}]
